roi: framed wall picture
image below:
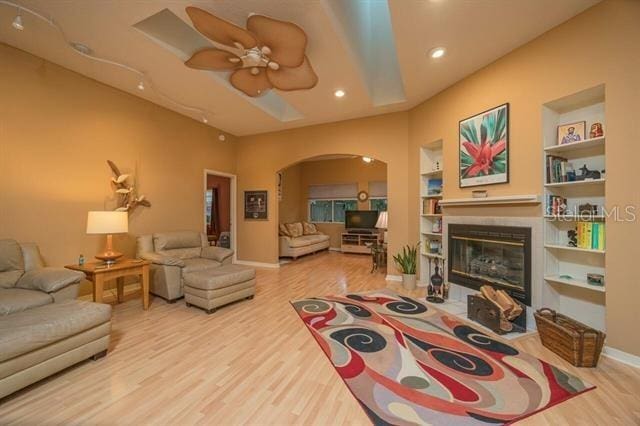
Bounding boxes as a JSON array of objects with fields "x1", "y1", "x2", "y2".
[
  {"x1": 557, "y1": 121, "x2": 586, "y2": 145},
  {"x1": 244, "y1": 190, "x2": 268, "y2": 220},
  {"x1": 459, "y1": 103, "x2": 509, "y2": 188}
]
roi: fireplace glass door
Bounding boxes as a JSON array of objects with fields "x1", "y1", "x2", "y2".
[{"x1": 451, "y1": 236, "x2": 526, "y2": 291}]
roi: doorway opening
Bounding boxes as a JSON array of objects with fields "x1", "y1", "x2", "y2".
[
  {"x1": 204, "y1": 170, "x2": 237, "y2": 258},
  {"x1": 276, "y1": 154, "x2": 388, "y2": 270}
]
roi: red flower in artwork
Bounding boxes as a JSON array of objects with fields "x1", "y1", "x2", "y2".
[{"x1": 462, "y1": 140, "x2": 506, "y2": 177}]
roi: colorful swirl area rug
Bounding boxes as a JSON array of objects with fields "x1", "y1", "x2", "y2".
[{"x1": 291, "y1": 290, "x2": 594, "y2": 425}]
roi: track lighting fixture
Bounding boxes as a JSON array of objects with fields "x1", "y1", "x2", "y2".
[
  {"x1": 202, "y1": 117, "x2": 208, "y2": 124},
  {"x1": 12, "y1": 10, "x2": 23, "y2": 30},
  {"x1": 137, "y1": 81, "x2": 145, "y2": 91}
]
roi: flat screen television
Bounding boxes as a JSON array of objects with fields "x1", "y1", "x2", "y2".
[{"x1": 345, "y1": 210, "x2": 379, "y2": 230}]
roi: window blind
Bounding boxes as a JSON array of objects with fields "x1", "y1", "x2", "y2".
[
  {"x1": 369, "y1": 181, "x2": 387, "y2": 198},
  {"x1": 308, "y1": 183, "x2": 358, "y2": 199}
]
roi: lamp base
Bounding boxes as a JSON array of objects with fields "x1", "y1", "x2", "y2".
[{"x1": 94, "y1": 251, "x2": 123, "y2": 265}]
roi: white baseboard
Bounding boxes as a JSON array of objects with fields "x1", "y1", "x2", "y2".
[
  {"x1": 235, "y1": 260, "x2": 280, "y2": 269},
  {"x1": 386, "y1": 274, "x2": 402, "y2": 282},
  {"x1": 602, "y1": 346, "x2": 640, "y2": 369},
  {"x1": 328, "y1": 247, "x2": 342, "y2": 252}
]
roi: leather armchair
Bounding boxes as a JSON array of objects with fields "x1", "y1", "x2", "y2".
[{"x1": 136, "y1": 231, "x2": 234, "y2": 302}]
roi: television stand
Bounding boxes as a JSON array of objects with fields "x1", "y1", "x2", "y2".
[{"x1": 341, "y1": 231, "x2": 379, "y2": 254}]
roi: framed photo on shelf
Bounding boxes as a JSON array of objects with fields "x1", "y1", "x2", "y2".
[
  {"x1": 459, "y1": 103, "x2": 509, "y2": 188},
  {"x1": 244, "y1": 190, "x2": 268, "y2": 220},
  {"x1": 557, "y1": 121, "x2": 586, "y2": 145}
]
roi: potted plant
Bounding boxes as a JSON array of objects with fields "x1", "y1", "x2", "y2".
[{"x1": 393, "y1": 243, "x2": 419, "y2": 290}]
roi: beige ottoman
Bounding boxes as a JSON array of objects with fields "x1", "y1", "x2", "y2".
[{"x1": 183, "y1": 265, "x2": 256, "y2": 314}]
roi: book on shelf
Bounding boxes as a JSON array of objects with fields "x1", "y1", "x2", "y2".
[
  {"x1": 422, "y1": 198, "x2": 441, "y2": 215},
  {"x1": 575, "y1": 221, "x2": 605, "y2": 250},
  {"x1": 545, "y1": 195, "x2": 567, "y2": 215},
  {"x1": 546, "y1": 155, "x2": 574, "y2": 183}
]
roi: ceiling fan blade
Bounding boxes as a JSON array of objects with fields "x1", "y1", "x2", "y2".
[
  {"x1": 266, "y1": 56, "x2": 318, "y2": 91},
  {"x1": 230, "y1": 68, "x2": 272, "y2": 97},
  {"x1": 246, "y1": 15, "x2": 307, "y2": 68},
  {"x1": 185, "y1": 48, "x2": 242, "y2": 71},
  {"x1": 186, "y1": 7, "x2": 257, "y2": 49}
]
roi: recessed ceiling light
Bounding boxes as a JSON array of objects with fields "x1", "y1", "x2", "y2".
[
  {"x1": 70, "y1": 42, "x2": 93, "y2": 55},
  {"x1": 429, "y1": 47, "x2": 446, "y2": 59},
  {"x1": 218, "y1": 134, "x2": 226, "y2": 141},
  {"x1": 334, "y1": 89, "x2": 345, "y2": 98},
  {"x1": 12, "y1": 14, "x2": 24, "y2": 31},
  {"x1": 362, "y1": 156, "x2": 373, "y2": 163}
]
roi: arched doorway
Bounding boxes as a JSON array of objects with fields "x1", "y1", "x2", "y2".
[{"x1": 276, "y1": 154, "x2": 388, "y2": 270}]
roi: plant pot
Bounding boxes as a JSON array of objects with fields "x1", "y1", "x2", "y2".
[{"x1": 402, "y1": 274, "x2": 417, "y2": 290}]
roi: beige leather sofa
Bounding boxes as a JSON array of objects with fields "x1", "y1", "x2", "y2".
[
  {"x1": 0, "y1": 239, "x2": 112, "y2": 399},
  {"x1": 279, "y1": 222, "x2": 330, "y2": 259},
  {"x1": 137, "y1": 231, "x2": 234, "y2": 302}
]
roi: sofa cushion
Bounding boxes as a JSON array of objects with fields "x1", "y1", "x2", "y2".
[
  {"x1": 279, "y1": 224, "x2": 291, "y2": 237},
  {"x1": 285, "y1": 222, "x2": 304, "y2": 238},
  {"x1": 302, "y1": 222, "x2": 319, "y2": 235},
  {"x1": 184, "y1": 265, "x2": 256, "y2": 291},
  {"x1": 0, "y1": 239, "x2": 25, "y2": 289},
  {"x1": 19, "y1": 242, "x2": 45, "y2": 271},
  {"x1": 16, "y1": 267, "x2": 85, "y2": 293},
  {"x1": 0, "y1": 300, "x2": 112, "y2": 362},
  {"x1": 182, "y1": 258, "x2": 221, "y2": 274},
  {"x1": 154, "y1": 231, "x2": 203, "y2": 251},
  {"x1": 0, "y1": 288, "x2": 53, "y2": 316},
  {"x1": 288, "y1": 234, "x2": 330, "y2": 248},
  {"x1": 158, "y1": 247, "x2": 203, "y2": 260}
]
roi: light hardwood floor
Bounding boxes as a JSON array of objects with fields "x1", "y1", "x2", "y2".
[{"x1": 1, "y1": 252, "x2": 639, "y2": 424}]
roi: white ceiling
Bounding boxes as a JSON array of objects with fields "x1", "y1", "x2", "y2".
[{"x1": 0, "y1": 0, "x2": 599, "y2": 136}]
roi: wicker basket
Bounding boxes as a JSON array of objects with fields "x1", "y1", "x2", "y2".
[{"x1": 534, "y1": 308, "x2": 605, "y2": 367}]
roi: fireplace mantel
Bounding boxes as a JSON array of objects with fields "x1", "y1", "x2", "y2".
[{"x1": 439, "y1": 194, "x2": 541, "y2": 207}]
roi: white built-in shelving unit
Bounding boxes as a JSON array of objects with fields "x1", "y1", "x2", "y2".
[
  {"x1": 542, "y1": 85, "x2": 606, "y2": 330},
  {"x1": 419, "y1": 140, "x2": 444, "y2": 286}
]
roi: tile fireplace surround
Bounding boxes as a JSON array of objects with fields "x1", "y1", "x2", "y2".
[{"x1": 437, "y1": 216, "x2": 544, "y2": 332}]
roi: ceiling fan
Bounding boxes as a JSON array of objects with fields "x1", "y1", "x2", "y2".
[{"x1": 184, "y1": 7, "x2": 318, "y2": 97}]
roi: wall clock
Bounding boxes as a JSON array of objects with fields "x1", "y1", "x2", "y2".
[{"x1": 357, "y1": 190, "x2": 369, "y2": 202}]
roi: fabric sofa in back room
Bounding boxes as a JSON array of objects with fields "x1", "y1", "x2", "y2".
[
  {"x1": 279, "y1": 222, "x2": 330, "y2": 259},
  {"x1": 0, "y1": 239, "x2": 112, "y2": 399}
]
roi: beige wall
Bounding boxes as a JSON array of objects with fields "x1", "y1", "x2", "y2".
[
  {"x1": 407, "y1": 0, "x2": 640, "y2": 356},
  {"x1": 237, "y1": 112, "x2": 409, "y2": 266},
  {"x1": 0, "y1": 44, "x2": 237, "y2": 283},
  {"x1": 278, "y1": 157, "x2": 387, "y2": 248},
  {"x1": 278, "y1": 163, "x2": 303, "y2": 224}
]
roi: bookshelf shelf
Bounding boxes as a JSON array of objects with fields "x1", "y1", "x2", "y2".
[
  {"x1": 543, "y1": 136, "x2": 605, "y2": 154},
  {"x1": 422, "y1": 252, "x2": 445, "y2": 259},
  {"x1": 421, "y1": 169, "x2": 443, "y2": 177},
  {"x1": 420, "y1": 141, "x2": 445, "y2": 287},
  {"x1": 544, "y1": 244, "x2": 605, "y2": 254},
  {"x1": 421, "y1": 231, "x2": 442, "y2": 237},
  {"x1": 544, "y1": 215, "x2": 605, "y2": 220},
  {"x1": 544, "y1": 178, "x2": 605, "y2": 188},
  {"x1": 544, "y1": 275, "x2": 605, "y2": 293},
  {"x1": 542, "y1": 85, "x2": 606, "y2": 331}
]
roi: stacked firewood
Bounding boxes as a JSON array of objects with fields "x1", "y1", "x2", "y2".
[{"x1": 479, "y1": 285, "x2": 523, "y2": 332}]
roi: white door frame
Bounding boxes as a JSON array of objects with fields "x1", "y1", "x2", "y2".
[{"x1": 203, "y1": 169, "x2": 237, "y2": 262}]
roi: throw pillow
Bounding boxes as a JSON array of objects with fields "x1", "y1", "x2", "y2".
[
  {"x1": 303, "y1": 221, "x2": 318, "y2": 235},
  {"x1": 286, "y1": 222, "x2": 304, "y2": 238},
  {"x1": 279, "y1": 224, "x2": 291, "y2": 237}
]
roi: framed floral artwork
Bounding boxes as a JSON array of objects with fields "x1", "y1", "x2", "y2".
[{"x1": 459, "y1": 103, "x2": 509, "y2": 188}]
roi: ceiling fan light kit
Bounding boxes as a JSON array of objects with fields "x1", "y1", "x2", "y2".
[{"x1": 184, "y1": 7, "x2": 318, "y2": 98}]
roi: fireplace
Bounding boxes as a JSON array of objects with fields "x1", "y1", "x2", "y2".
[{"x1": 448, "y1": 224, "x2": 531, "y2": 306}]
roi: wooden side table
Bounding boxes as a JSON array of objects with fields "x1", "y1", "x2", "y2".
[{"x1": 65, "y1": 259, "x2": 151, "y2": 310}]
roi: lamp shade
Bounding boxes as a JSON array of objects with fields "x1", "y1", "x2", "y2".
[
  {"x1": 375, "y1": 211, "x2": 388, "y2": 229},
  {"x1": 86, "y1": 211, "x2": 128, "y2": 234}
]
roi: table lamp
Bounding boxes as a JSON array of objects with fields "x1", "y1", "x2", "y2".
[
  {"x1": 375, "y1": 211, "x2": 388, "y2": 243},
  {"x1": 86, "y1": 211, "x2": 128, "y2": 265}
]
